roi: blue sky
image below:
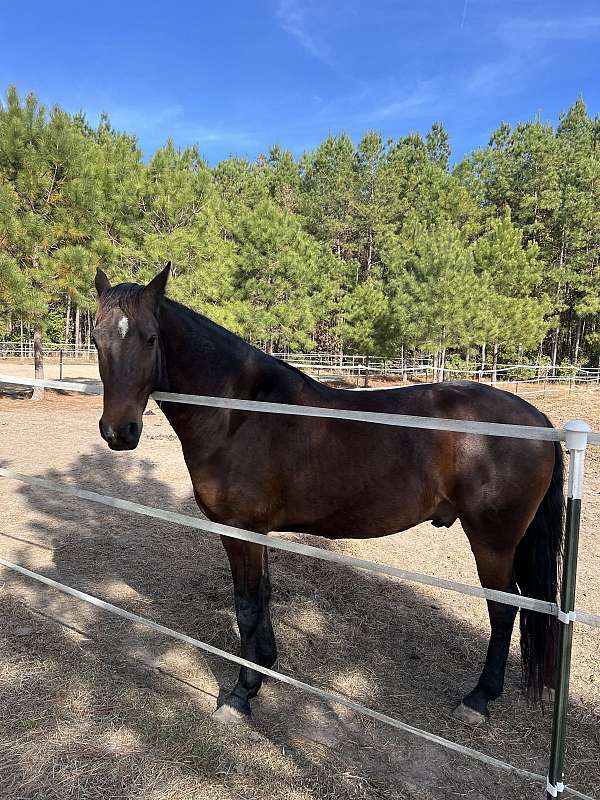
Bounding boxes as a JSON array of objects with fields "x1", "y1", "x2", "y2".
[{"x1": 1, "y1": 1, "x2": 599, "y2": 164}]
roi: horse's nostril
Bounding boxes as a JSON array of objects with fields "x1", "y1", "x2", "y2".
[
  {"x1": 127, "y1": 422, "x2": 139, "y2": 438},
  {"x1": 99, "y1": 419, "x2": 114, "y2": 441}
]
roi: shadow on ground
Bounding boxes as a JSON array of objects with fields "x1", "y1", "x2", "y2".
[{"x1": 0, "y1": 446, "x2": 598, "y2": 800}]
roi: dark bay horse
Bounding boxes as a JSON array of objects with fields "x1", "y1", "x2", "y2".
[{"x1": 92, "y1": 264, "x2": 563, "y2": 725}]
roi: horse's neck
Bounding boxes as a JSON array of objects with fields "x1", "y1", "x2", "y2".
[
  {"x1": 156, "y1": 300, "x2": 330, "y2": 468},
  {"x1": 157, "y1": 299, "x2": 311, "y2": 402},
  {"x1": 158, "y1": 300, "x2": 253, "y2": 398}
]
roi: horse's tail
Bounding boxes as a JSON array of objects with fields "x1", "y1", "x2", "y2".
[{"x1": 514, "y1": 438, "x2": 564, "y2": 704}]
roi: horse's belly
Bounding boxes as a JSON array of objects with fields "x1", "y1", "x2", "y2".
[{"x1": 278, "y1": 469, "x2": 435, "y2": 539}]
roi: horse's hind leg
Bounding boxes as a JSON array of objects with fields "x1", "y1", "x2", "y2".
[
  {"x1": 213, "y1": 538, "x2": 276, "y2": 723},
  {"x1": 454, "y1": 534, "x2": 519, "y2": 724}
]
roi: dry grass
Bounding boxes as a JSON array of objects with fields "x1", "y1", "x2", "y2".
[{"x1": 0, "y1": 383, "x2": 599, "y2": 799}]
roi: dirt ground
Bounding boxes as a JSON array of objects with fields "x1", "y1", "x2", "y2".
[{"x1": 0, "y1": 375, "x2": 599, "y2": 800}]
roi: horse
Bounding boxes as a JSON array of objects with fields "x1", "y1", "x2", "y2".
[{"x1": 92, "y1": 263, "x2": 563, "y2": 726}]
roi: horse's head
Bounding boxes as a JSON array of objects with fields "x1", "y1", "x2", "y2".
[{"x1": 93, "y1": 263, "x2": 171, "y2": 451}]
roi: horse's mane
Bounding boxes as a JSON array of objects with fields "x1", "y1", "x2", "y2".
[
  {"x1": 100, "y1": 283, "x2": 147, "y2": 315},
  {"x1": 162, "y1": 296, "x2": 316, "y2": 385}
]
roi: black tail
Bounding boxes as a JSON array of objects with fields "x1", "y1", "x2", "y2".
[{"x1": 514, "y1": 439, "x2": 564, "y2": 704}]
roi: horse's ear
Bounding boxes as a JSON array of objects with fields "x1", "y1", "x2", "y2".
[
  {"x1": 143, "y1": 262, "x2": 171, "y2": 308},
  {"x1": 95, "y1": 268, "x2": 111, "y2": 297}
]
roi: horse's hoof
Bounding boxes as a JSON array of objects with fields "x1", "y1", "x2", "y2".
[
  {"x1": 453, "y1": 702, "x2": 488, "y2": 725},
  {"x1": 545, "y1": 687, "x2": 556, "y2": 703},
  {"x1": 212, "y1": 702, "x2": 251, "y2": 725}
]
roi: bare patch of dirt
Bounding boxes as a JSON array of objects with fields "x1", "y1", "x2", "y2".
[{"x1": 0, "y1": 383, "x2": 599, "y2": 799}]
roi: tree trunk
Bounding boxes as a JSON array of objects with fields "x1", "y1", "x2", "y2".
[
  {"x1": 400, "y1": 343, "x2": 407, "y2": 381},
  {"x1": 86, "y1": 310, "x2": 91, "y2": 348},
  {"x1": 64, "y1": 295, "x2": 72, "y2": 345},
  {"x1": 75, "y1": 305, "x2": 81, "y2": 354},
  {"x1": 439, "y1": 347, "x2": 446, "y2": 382},
  {"x1": 366, "y1": 227, "x2": 373, "y2": 277},
  {"x1": 536, "y1": 341, "x2": 543, "y2": 381},
  {"x1": 573, "y1": 318, "x2": 584, "y2": 365},
  {"x1": 491, "y1": 342, "x2": 499, "y2": 384},
  {"x1": 551, "y1": 326, "x2": 560, "y2": 377},
  {"x1": 31, "y1": 324, "x2": 45, "y2": 401},
  {"x1": 480, "y1": 342, "x2": 486, "y2": 381}
]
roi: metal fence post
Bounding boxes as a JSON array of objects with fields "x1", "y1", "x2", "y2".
[
  {"x1": 59, "y1": 349, "x2": 64, "y2": 381},
  {"x1": 546, "y1": 419, "x2": 591, "y2": 799}
]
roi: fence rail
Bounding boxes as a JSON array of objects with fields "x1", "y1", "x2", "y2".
[
  {"x1": 2, "y1": 553, "x2": 591, "y2": 800},
  {"x1": 0, "y1": 373, "x2": 597, "y2": 800},
  {"x1": 0, "y1": 342, "x2": 98, "y2": 363},
  {"x1": 273, "y1": 352, "x2": 600, "y2": 383},
  {"x1": 2, "y1": 374, "x2": 599, "y2": 445},
  {"x1": 3, "y1": 464, "x2": 597, "y2": 625}
]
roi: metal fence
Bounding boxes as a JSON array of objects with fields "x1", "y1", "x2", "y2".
[
  {"x1": 273, "y1": 353, "x2": 600, "y2": 385},
  {"x1": 0, "y1": 373, "x2": 598, "y2": 799},
  {"x1": 0, "y1": 342, "x2": 97, "y2": 360},
  {"x1": 2, "y1": 343, "x2": 600, "y2": 388}
]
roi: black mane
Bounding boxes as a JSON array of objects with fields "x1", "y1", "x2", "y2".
[
  {"x1": 100, "y1": 283, "x2": 146, "y2": 315},
  {"x1": 160, "y1": 295, "x2": 318, "y2": 388}
]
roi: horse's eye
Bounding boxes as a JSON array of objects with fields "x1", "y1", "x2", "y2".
[{"x1": 147, "y1": 334, "x2": 157, "y2": 346}]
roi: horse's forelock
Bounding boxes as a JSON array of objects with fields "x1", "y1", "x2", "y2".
[{"x1": 98, "y1": 283, "x2": 147, "y2": 318}]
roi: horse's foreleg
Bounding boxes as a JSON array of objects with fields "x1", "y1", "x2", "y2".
[
  {"x1": 454, "y1": 541, "x2": 518, "y2": 724},
  {"x1": 214, "y1": 538, "x2": 276, "y2": 722}
]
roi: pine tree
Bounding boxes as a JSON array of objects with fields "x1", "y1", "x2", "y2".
[
  {"x1": 472, "y1": 211, "x2": 551, "y2": 375},
  {"x1": 231, "y1": 199, "x2": 340, "y2": 351},
  {"x1": 0, "y1": 87, "x2": 97, "y2": 397}
]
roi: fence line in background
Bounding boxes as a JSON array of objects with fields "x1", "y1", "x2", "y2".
[{"x1": 2, "y1": 342, "x2": 599, "y2": 383}]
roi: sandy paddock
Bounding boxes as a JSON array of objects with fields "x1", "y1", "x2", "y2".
[{"x1": 0, "y1": 374, "x2": 599, "y2": 800}]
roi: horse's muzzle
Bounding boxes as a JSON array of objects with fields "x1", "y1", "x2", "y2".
[{"x1": 99, "y1": 418, "x2": 142, "y2": 451}]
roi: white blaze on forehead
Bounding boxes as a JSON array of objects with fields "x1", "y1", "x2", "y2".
[{"x1": 117, "y1": 316, "x2": 129, "y2": 339}]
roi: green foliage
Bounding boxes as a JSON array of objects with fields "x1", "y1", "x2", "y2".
[
  {"x1": 472, "y1": 211, "x2": 550, "y2": 352},
  {"x1": 1, "y1": 86, "x2": 599, "y2": 370},
  {"x1": 231, "y1": 200, "x2": 340, "y2": 350},
  {"x1": 387, "y1": 220, "x2": 481, "y2": 352},
  {"x1": 337, "y1": 279, "x2": 390, "y2": 355}
]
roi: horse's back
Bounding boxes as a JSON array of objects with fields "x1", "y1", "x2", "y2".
[
  {"x1": 330, "y1": 379, "x2": 550, "y2": 428},
  {"x1": 266, "y1": 379, "x2": 556, "y2": 538}
]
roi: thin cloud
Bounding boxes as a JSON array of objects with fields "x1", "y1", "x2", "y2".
[
  {"x1": 460, "y1": 0, "x2": 469, "y2": 30},
  {"x1": 465, "y1": 14, "x2": 600, "y2": 98},
  {"x1": 95, "y1": 104, "x2": 183, "y2": 133},
  {"x1": 465, "y1": 60, "x2": 516, "y2": 96},
  {"x1": 372, "y1": 86, "x2": 440, "y2": 120},
  {"x1": 175, "y1": 123, "x2": 258, "y2": 148},
  {"x1": 500, "y1": 15, "x2": 600, "y2": 45},
  {"x1": 276, "y1": 0, "x2": 333, "y2": 64}
]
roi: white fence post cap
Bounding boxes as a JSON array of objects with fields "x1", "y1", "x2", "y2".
[{"x1": 564, "y1": 419, "x2": 592, "y2": 451}]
